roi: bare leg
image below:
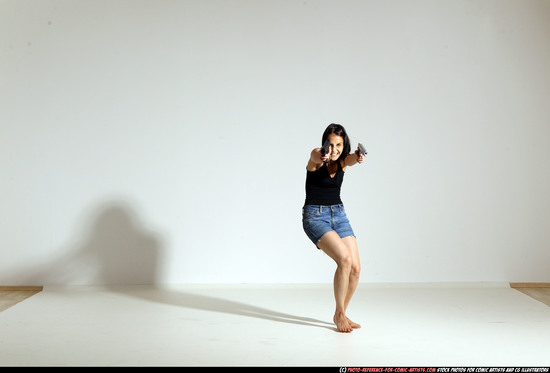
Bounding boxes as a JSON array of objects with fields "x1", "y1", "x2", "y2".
[
  {"x1": 342, "y1": 235, "x2": 361, "y2": 328},
  {"x1": 317, "y1": 231, "x2": 356, "y2": 332}
]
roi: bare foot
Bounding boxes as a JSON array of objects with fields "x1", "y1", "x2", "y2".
[
  {"x1": 334, "y1": 311, "x2": 353, "y2": 332},
  {"x1": 347, "y1": 317, "x2": 361, "y2": 329}
]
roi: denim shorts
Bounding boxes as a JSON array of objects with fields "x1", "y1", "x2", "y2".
[{"x1": 302, "y1": 204, "x2": 355, "y2": 248}]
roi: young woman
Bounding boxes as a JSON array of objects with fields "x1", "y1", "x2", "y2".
[{"x1": 302, "y1": 123, "x2": 365, "y2": 332}]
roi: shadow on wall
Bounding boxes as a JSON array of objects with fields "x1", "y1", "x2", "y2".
[{"x1": 13, "y1": 200, "x2": 163, "y2": 285}]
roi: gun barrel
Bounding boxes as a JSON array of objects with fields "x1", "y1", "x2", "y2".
[
  {"x1": 321, "y1": 139, "x2": 330, "y2": 156},
  {"x1": 357, "y1": 143, "x2": 367, "y2": 156}
]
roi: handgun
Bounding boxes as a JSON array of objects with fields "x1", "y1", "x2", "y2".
[
  {"x1": 357, "y1": 143, "x2": 367, "y2": 157},
  {"x1": 320, "y1": 139, "x2": 330, "y2": 162}
]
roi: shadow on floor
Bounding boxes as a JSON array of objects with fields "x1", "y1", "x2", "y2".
[{"x1": 110, "y1": 285, "x2": 337, "y2": 331}]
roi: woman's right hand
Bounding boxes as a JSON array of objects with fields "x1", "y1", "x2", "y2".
[
  {"x1": 320, "y1": 153, "x2": 329, "y2": 163},
  {"x1": 307, "y1": 148, "x2": 328, "y2": 171},
  {"x1": 312, "y1": 148, "x2": 328, "y2": 164}
]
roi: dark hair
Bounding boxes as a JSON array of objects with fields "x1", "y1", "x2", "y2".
[{"x1": 322, "y1": 123, "x2": 351, "y2": 160}]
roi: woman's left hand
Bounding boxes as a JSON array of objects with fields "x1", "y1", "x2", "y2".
[{"x1": 356, "y1": 151, "x2": 365, "y2": 164}]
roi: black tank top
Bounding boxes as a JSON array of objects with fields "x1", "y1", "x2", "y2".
[{"x1": 304, "y1": 161, "x2": 344, "y2": 206}]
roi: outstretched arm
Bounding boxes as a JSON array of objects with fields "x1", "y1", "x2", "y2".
[
  {"x1": 344, "y1": 149, "x2": 366, "y2": 167},
  {"x1": 307, "y1": 148, "x2": 329, "y2": 171}
]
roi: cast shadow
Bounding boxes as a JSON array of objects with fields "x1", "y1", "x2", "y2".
[
  {"x1": 112, "y1": 285, "x2": 336, "y2": 331},
  {"x1": 11, "y1": 199, "x2": 335, "y2": 330},
  {"x1": 12, "y1": 200, "x2": 161, "y2": 285}
]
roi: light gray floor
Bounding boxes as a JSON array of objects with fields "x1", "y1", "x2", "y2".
[{"x1": 1, "y1": 283, "x2": 550, "y2": 366}]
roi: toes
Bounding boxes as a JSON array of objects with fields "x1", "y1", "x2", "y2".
[
  {"x1": 337, "y1": 325, "x2": 352, "y2": 332},
  {"x1": 334, "y1": 312, "x2": 355, "y2": 332},
  {"x1": 335, "y1": 318, "x2": 352, "y2": 332}
]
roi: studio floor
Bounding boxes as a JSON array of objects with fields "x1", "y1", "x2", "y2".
[{"x1": 1, "y1": 283, "x2": 550, "y2": 367}]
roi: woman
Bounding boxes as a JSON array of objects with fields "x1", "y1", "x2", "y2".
[{"x1": 302, "y1": 123, "x2": 365, "y2": 332}]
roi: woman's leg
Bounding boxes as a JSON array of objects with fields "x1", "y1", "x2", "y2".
[
  {"x1": 342, "y1": 235, "x2": 361, "y2": 328},
  {"x1": 317, "y1": 231, "x2": 355, "y2": 332}
]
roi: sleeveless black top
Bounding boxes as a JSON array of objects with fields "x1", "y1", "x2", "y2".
[{"x1": 304, "y1": 161, "x2": 345, "y2": 206}]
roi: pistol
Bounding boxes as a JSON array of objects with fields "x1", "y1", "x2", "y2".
[
  {"x1": 320, "y1": 139, "x2": 330, "y2": 161},
  {"x1": 357, "y1": 143, "x2": 367, "y2": 157}
]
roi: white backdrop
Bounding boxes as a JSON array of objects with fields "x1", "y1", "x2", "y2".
[{"x1": 2, "y1": 0, "x2": 550, "y2": 285}]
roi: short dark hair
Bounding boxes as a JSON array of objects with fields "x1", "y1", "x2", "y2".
[{"x1": 322, "y1": 123, "x2": 351, "y2": 160}]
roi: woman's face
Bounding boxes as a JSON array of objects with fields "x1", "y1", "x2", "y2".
[{"x1": 327, "y1": 133, "x2": 344, "y2": 161}]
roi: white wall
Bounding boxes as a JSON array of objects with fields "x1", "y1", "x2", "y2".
[{"x1": 2, "y1": 0, "x2": 549, "y2": 285}]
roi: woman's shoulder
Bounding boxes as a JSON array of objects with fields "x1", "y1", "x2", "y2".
[{"x1": 307, "y1": 160, "x2": 324, "y2": 172}]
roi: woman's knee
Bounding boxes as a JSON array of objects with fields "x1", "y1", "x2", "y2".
[
  {"x1": 341, "y1": 236, "x2": 360, "y2": 276},
  {"x1": 337, "y1": 253, "x2": 353, "y2": 272},
  {"x1": 351, "y1": 262, "x2": 361, "y2": 277}
]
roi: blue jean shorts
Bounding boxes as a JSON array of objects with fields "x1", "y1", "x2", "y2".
[{"x1": 302, "y1": 204, "x2": 355, "y2": 248}]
